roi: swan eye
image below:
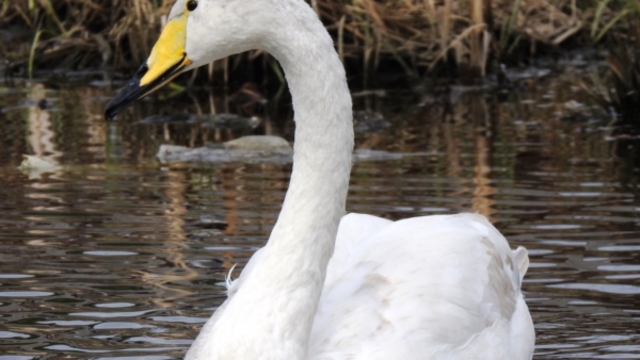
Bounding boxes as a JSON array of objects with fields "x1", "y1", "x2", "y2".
[{"x1": 187, "y1": 0, "x2": 198, "y2": 11}]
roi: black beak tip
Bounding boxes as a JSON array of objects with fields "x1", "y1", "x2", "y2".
[
  {"x1": 103, "y1": 63, "x2": 150, "y2": 122},
  {"x1": 103, "y1": 80, "x2": 144, "y2": 122},
  {"x1": 104, "y1": 97, "x2": 128, "y2": 122},
  {"x1": 104, "y1": 103, "x2": 118, "y2": 122}
]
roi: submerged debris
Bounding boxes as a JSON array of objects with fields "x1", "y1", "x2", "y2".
[
  {"x1": 353, "y1": 111, "x2": 390, "y2": 133},
  {"x1": 157, "y1": 136, "x2": 426, "y2": 164},
  {"x1": 157, "y1": 136, "x2": 293, "y2": 164},
  {"x1": 137, "y1": 113, "x2": 261, "y2": 130},
  {"x1": 223, "y1": 135, "x2": 291, "y2": 151},
  {"x1": 18, "y1": 155, "x2": 61, "y2": 179}
]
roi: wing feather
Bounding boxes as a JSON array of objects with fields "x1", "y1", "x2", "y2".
[{"x1": 308, "y1": 213, "x2": 534, "y2": 360}]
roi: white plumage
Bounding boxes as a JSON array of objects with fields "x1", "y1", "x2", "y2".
[
  {"x1": 192, "y1": 213, "x2": 534, "y2": 359},
  {"x1": 309, "y1": 213, "x2": 533, "y2": 359},
  {"x1": 108, "y1": 0, "x2": 535, "y2": 358}
]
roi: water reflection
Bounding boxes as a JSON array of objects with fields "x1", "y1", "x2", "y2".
[
  {"x1": 0, "y1": 67, "x2": 639, "y2": 358},
  {"x1": 26, "y1": 84, "x2": 61, "y2": 166}
]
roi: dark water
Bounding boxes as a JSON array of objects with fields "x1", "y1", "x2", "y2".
[{"x1": 1, "y1": 65, "x2": 639, "y2": 359}]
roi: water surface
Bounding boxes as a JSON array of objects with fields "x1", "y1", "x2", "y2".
[{"x1": 0, "y1": 65, "x2": 639, "y2": 359}]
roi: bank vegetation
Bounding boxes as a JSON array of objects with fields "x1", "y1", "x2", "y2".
[{"x1": 1, "y1": 0, "x2": 638, "y2": 84}]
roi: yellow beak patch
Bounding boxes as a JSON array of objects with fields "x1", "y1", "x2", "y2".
[{"x1": 140, "y1": 12, "x2": 193, "y2": 86}]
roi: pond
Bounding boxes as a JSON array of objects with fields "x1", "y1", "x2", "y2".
[{"x1": 0, "y1": 60, "x2": 639, "y2": 359}]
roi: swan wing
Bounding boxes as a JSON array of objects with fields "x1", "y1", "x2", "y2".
[{"x1": 308, "y1": 213, "x2": 534, "y2": 360}]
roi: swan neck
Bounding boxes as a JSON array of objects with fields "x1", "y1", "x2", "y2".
[
  {"x1": 254, "y1": 9, "x2": 355, "y2": 352},
  {"x1": 190, "y1": 3, "x2": 354, "y2": 359}
]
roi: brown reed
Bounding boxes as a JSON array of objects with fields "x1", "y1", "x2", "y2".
[
  {"x1": 0, "y1": 0, "x2": 635, "y2": 81},
  {"x1": 581, "y1": 12, "x2": 640, "y2": 125}
]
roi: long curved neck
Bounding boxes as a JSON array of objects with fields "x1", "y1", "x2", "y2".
[
  {"x1": 265, "y1": 11, "x2": 354, "y2": 266},
  {"x1": 193, "y1": 2, "x2": 353, "y2": 359}
]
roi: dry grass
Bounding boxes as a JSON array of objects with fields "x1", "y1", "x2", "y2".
[
  {"x1": 316, "y1": 0, "x2": 584, "y2": 79},
  {"x1": 581, "y1": 11, "x2": 640, "y2": 125},
  {"x1": 0, "y1": 0, "x2": 637, "y2": 80},
  {"x1": 1, "y1": 0, "x2": 171, "y2": 74}
]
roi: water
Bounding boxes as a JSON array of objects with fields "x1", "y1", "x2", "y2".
[{"x1": 1, "y1": 65, "x2": 639, "y2": 359}]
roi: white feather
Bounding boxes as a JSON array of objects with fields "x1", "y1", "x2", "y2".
[
  {"x1": 308, "y1": 213, "x2": 534, "y2": 359},
  {"x1": 224, "y1": 263, "x2": 238, "y2": 293},
  {"x1": 124, "y1": 0, "x2": 536, "y2": 358}
]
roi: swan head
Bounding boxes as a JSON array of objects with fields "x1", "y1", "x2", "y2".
[{"x1": 105, "y1": 0, "x2": 271, "y2": 120}]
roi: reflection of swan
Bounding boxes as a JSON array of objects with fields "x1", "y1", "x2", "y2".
[{"x1": 105, "y1": 0, "x2": 535, "y2": 358}]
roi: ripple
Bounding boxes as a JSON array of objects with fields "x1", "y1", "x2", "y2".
[
  {"x1": 523, "y1": 278, "x2": 565, "y2": 283},
  {"x1": 95, "y1": 357, "x2": 173, "y2": 360},
  {"x1": 605, "y1": 274, "x2": 640, "y2": 280},
  {"x1": 540, "y1": 240, "x2": 587, "y2": 247},
  {"x1": 419, "y1": 206, "x2": 450, "y2": 212},
  {"x1": 603, "y1": 345, "x2": 640, "y2": 352},
  {"x1": 598, "y1": 265, "x2": 640, "y2": 272},
  {"x1": 0, "y1": 274, "x2": 34, "y2": 279},
  {"x1": 0, "y1": 291, "x2": 53, "y2": 298},
  {"x1": 125, "y1": 336, "x2": 193, "y2": 345},
  {"x1": 530, "y1": 224, "x2": 583, "y2": 230},
  {"x1": 528, "y1": 249, "x2": 555, "y2": 256},
  {"x1": 203, "y1": 246, "x2": 248, "y2": 252},
  {"x1": 558, "y1": 192, "x2": 603, "y2": 197},
  {"x1": 0, "y1": 331, "x2": 30, "y2": 339},
  {"x1": 150, "y1": 315, "x2": 207, "y2": 324},
  {"x1": 579, "y1": 182, "x2": 606, "y2": 187},
  {"x1": 44, "y1": 344, "x2": 174, "y2": 353},
  {"x1": 589, "y1": 206, "x2": 640, "y2": 213},
  {"x1": 94, "y1": 322, "x2": 154, "y2": 330},
  {"x1": 599, "y1": 245, "x2": 640, "y2": 252},
  {"x1": 548, "y1": 283, "x2": 640, "y2": 295},
  {"x1": 39, "y1": 320, "x2": 99, "y2": 326},
  {"x1": 83, "y1": 251, "x2": 138, "y2": 256},
  {"x1": 528, "y1": 262, "x2": 558, "y2": 268},
  {"x1": 95, "y1": 302, "x2": 136, "y2": 308},
  {"x1": 70, "y1": 310, "x2": 155, "y2": 318},
  {"x1": 568, "y1": 300, "x2": 598, "y2": 305}
]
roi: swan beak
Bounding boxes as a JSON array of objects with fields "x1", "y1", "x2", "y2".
[{"x1": 105, "y1": 13, "x2": 193, "y2": 120}]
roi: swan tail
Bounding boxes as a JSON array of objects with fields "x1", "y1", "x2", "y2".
[{"x1": 512, "y1": 246, "x2": 529, "y2": 283}]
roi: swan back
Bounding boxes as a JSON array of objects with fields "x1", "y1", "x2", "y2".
[{"x1": 308, "y1": 213, "x2": 534, "y2": 359}]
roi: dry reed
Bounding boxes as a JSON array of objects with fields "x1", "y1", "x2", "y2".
[
  {"x1": 0, "y1": 0, "x2": 637, "y2": 80},
  {"x1": 581, "y1": 11, "x2": 640, "y2": 125}
]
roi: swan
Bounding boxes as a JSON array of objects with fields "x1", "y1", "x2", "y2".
[{"x1": 104, "y1": 0, "x2": 535, "y2": 358}]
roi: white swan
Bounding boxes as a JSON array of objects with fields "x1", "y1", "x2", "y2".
[{"x1": 105, "y1": 0, "x2": 535, "y2": 359}]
